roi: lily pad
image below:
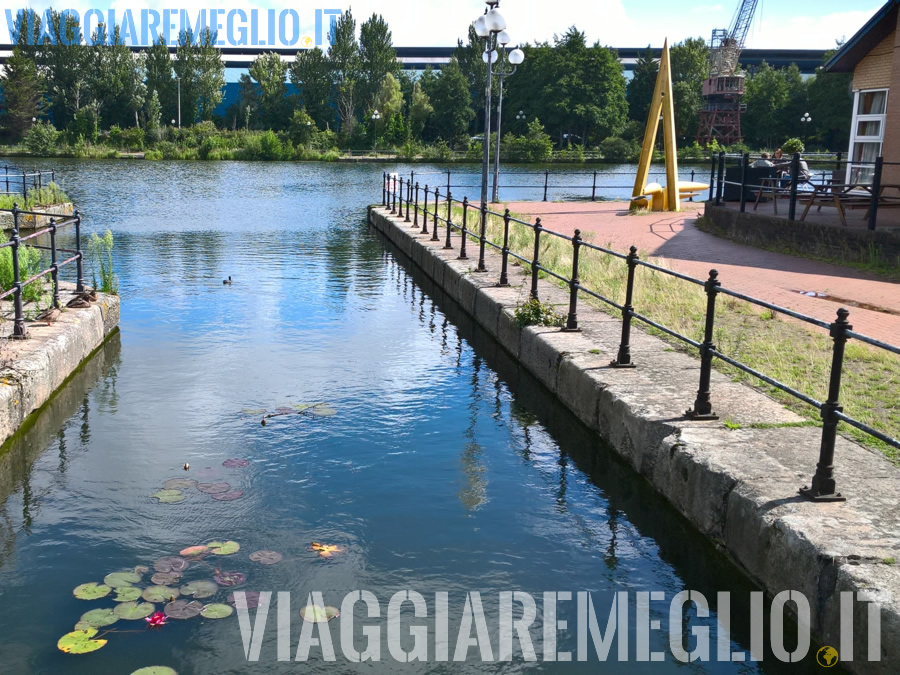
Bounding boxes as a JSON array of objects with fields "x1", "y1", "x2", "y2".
[
  {"x1": 115, "y1": 601, "x2": 156, "y2": 620},
  {"x1": 104, "y1": 571, "x2": 141, "y2": 588},
  {"x1": 163, "y1": 478, "x2": 197, "y2": 490},
  {"x1": 211, "y1": 490, "x2": 244, "y2": 501},
  {"x1": 292, "y1": 403, "x2": 316, "y2": 411},
  {"x1": 143, "y1": 586, "x2": 180, "y2": 603},
  {"x1": 249, "y1": 550, "x2": 282, "y2": 565},
  {"x1": 180, "y1": 580, "x2": 218, "y2": 599},
  {"x1": 241, "y1": 408, "x2": 267, "y2": 415},
  {"x1": 152, "y1": 489, "x2": 185, "y2": 504},
  {"x1": 223, "y1": 458, "x2": 250, "y2": 468},
  {"x1": 154, "y1": 557, "x2": 189, "y2": 573},
  {"x1": 214, "y1": 571, "x2": 246, "y2": 587},
  {"x1": 79, "y1": 608, "x2": 119, "y2": 628},
  {"x1": 197, "y1": 482, "x2": 230, "y2": 495},
  {"x1": 73, "y1": 620, "x2": 93, "y2": 631},
  {"x1": 151, "y1": 572, "x2": 182, "y2": 585},
  {"x1": 275, "y1": 407, "x2": 295, "y2": 415},
  {"x1": 228, "y1": 591, "x2": 262, "y2": 609},
  {"x1": 308, "y1": 404, "x2": 337, "y2": 417},
  {"x1": 179, "y1": 545, "x2": 209, "y2": 558},
  {"x1": 207, "y1": 540, "x2": 240, "y2": 555},
  {"x1": 73, "y1": 582, "x2": 111, "y2": 600},
  {"x1": 299, "y1": 605, "x2": 340, "y2": 623},
  {"x1": 58, "y1": 628, "x2": 108, "y2": 654},
  {"x1": 131, "y1": 668, "x2": 178, "y2": 675},
  {"x1": 309, "y1": 542, "x2": 343, "y2": 558},
  {"x1": 134, "y1": 565, "x2": 150, "y2": 575},
  {"x1": 200, "y1": 603, "x2": 234, "y2": 619},
  {"x1": 164, "y1": 599, "x2": 203, "y2": 620},
  {"x1": 114, "y1": 587, "x2": 142, "y2": 602}
]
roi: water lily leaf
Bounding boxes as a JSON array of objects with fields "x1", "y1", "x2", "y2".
[
  {"x1": 163, "y1": 478, "x2": 197, "y2": 490},
  {"x1": 179, "y1": 545, "x2": 209, "y2": 558},
  {"x1": 292, "y1": 403, "x2": 316, "y2": 411},
  {"x1": 197, "y1": 482, "x2": 230, "y2": 495},
  {"x1": 151, "y1": 572, "x2": 182, "y2": 585},
  {"x1": 134, "y1": 565, "x2": 150, "y2": 575},
  {"x1": 180, "y1": 580, "x2": 218, "y2": 599},
  {"x1": 73, "y1": 621, "x2": 93, "y2": 631},
  {"x1": 115, "y1": 601, "x2": 156, "y2": 620},
  {"x1": 104, "y1": 571, "x2": 141, "y2": 588},
  {"x1": 299, "y1": 605, "x2": 340, "y2": 623},
  {"x1": 275, "y1": 407, "x2": 295, "y2": 415},
  {"x1": 131, "y1": 667, "x2": 178, "y2": 675},
  {"x1": 152, "y1": 489, "x2": 185, "y2": 504},
  {"x1": 227, "y1": 591, "x2": 262, "y2": 609},
  {"x1": 200, "y1": 603, "x2": 234, "y2": 619},
  {"x1": 114, "y1": 587, "x2": 142, "y2": 602},
  {"x1": 223, "y1": 458, "x2": 250, "y2": 468},
  {"x1": 309, "y1": 542, "x2": 343, "y2": 558},
  {"x1": 142, "y1": 586, "x2": 180, "y2": 603},
  {"x1": 164, "y1": 599, "x2": 203, "y2": 620},
  {"x1": 309, "y1": 407, "x2": 337, "y2": 417},
  {"x1": 211, "y1": 490, "x2": 244, "y2": 501},
  {"x1": 213, "y1": 571, "x2": 246, "y2": 587},
  {"x1": 58, "y1": 628, "x2": 107, "y2": 654},
  {"x1": 154, "y1": 557, "x2": 189, "y2": 573},
  {"x1": 73, "y1": 582, "x2": 111, "y2": 600},
  {"x1": 241, "y1": 408, "x2": 267, "y2": 415},
  {"x1": 79, "y1": 608, "x2": 119, "y2": 628},
  {"x1": 207, "y1": 540, "x2": 240, "y2": 555},
  {"x1": 249, "y1": 550, "x2": 282, "y2": 565}
]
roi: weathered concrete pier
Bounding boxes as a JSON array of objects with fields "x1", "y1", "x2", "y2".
[{"x1": 368, "y1": 204, "x2": 900, "y2": 670}]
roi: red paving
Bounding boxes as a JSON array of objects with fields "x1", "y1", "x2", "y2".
[{"x1": 505, "y1": 201, "x2": 900, "y2": 345}]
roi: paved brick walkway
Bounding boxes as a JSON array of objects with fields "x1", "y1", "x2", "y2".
[{"x1": 505, "y1": 201, "x2": 900, "y2": 345}]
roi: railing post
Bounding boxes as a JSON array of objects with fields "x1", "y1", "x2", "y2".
[
  {"x1": 868, "y1": 156, "x2": 883, "y2": 231},
  {"x1": 11, "y1": 204, "x2": 25, "y2": 338},
  {"x1": 788, "y1": 153, "x2": 800, "y2": 221},
  {"x1": 800, "y1": 309, "x2": 851, "y2": 502},
  {"x1": 382, "y1": 171, "x2": 387, "y2": 206},
  {"x1": 422, "y1": 186, "x2": 429, "y2": 235},
  {"x1": 23, "y1": 172, "x2": 27, "y2": 201},
  {"x1": 391, "y1": 177, "x2": 397, "y2": 214},
  {"x1": 564, "y1": 229, "x2": 582, "y2": 331},
  {"x1": 4, "y1": 165, "x2": 8, "y2": 195},
  {"x1": 74, "y1": 209, "x2": 85, "y2": 292},
  {"x1": 446, "y1": 170, "x2": 451, "y2": 197},
  {"x1": 432, "y1": 188, "x2": 440, "y2": 241},
  {"x1": 38, "y1": 169, "x2": 42, "y2": 190},
  {"x1": 458, "y1": 197, "x2": 469, "y2": 260},
  {"x1": 591, "y1": 171, "x2": 597, "y2": 202},
  {"x1": 690, "y1": 169, "x2": 696, "y2": 201},
  {"x1": 413, "y1": 183, "x2": 419, "y2": 227},
  {"x1": 477, "y1": 202, "x2": 487, "y2": 272},
  {"x1": 444, "y1": 191, "x2": 453, "y2": 249},
  {"x1": 835, "y1": 151, "x2": 843, "y2": 173},
  {"x1": 51, "y1": 170, "x2": 55, "y2": 183},
  {"x1": 405, "y1": 178, "x2": 412, "y2": 222},
  {"x1": 687, "y1": 269, "x2": 720, "y2": 419},
  {"x1": 530, "y1": 218, "x2": 542, "y2": 300},
  {"x1": 543, "y1": 170, "x2": 549, "y2": 202},
  {"x1": 498, "y1": 209, "x2": 511, "y2": 286},
  {"x1": 715, "y1": 152, "x2": 725, "y2": 206},
  {"x1": 708, "y1": 155, "x2": 716, "y2": 202},
  {"x1": 611, "y1": 246, "x2": 639, "y2": 368},
  {"x1": 49, "y1": 217, "x2": 59, "y2": 308},
  {"x1": 739, "y1": 153, "x2": 750, "y2": 213}
]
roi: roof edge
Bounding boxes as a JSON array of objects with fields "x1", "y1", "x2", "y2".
[{"x1": 825, "y1": 0, "x2": 898, "y2": 72}]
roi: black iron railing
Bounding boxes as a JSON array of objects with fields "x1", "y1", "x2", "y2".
[
  {"x1": 380, "y1": 172, "x2": 900, "y2": 502},
  {"x1": 0, "y1": 203, "x2": 85, "y2": 337},
  {"x1": 1, "y1": 166, "x2": 57, "y2": 199},
  {"x1": 711, "y1": 152, "x2": 900, "y2": 231}
]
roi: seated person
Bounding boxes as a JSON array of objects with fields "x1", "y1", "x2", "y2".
[
  {"x1": 751, "y1": 152, "x2": 774, "y2": 168},
  {"x1": 779, "y1": 154, "x2": 811, "y2": 188}
]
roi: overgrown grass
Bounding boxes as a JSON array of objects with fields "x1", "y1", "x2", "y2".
[
  {"x1": 449, "y1": 203, "x2": 900, "y2": 459},
  {"x1": 88, "y1": 230, "x2": 118, "y2": 295},
  {"x1": 0, "y1": 183, "x2": 70, "y2": 210},
  {"x1": 0, "y1": 239, "x2": 46, "y2": 303}
]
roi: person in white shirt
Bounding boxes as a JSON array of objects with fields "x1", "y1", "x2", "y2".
[{"x1": 751, "y1": 152, "x2": 774, "y2": 168}]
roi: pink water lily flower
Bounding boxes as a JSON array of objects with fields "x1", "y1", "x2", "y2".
[{"x1": 146, "y1": 611, "x2": 168, "y2": 629}]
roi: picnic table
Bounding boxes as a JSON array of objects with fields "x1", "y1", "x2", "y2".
[{"x1": 799, "y1": 182, "x2": 900, "y2": 226}]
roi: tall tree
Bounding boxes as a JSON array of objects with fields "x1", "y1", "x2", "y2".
[
  {"x1": 89, "y1": 25, "x2": 145, "y2": 128},
  {"x1": 807, "y1": 47, "x2": 853, "y2": 151},
  {"x1": 358, "y1": 14, "x2": 399, "y2": 114},
  {"x1": 0, "y1": 47, "x2": 44, "y2": 141},
  {"x1": 290, "y1": 47, "x2": 334, "y2": 129},
  {"x1": 328, "y1": 9, "x2": 359, "y2": 132},
  {"x1": 195, "y1": 28, "x2": 225, "y2": 122},
  {"x1": 407, "y1": 82, "x2": 433, "y2": 140},
  {"x1": 38, "y1": 9, "x2": 90, "y2": 129},
  {"x1": 743, "y1": 61, "x2": 791, "y2": 148},
  {"x1": 627, "y1": 45, "x2": 658, "y2": 123},
  {"x1": 454, "y1": 25, "x2": 494, "y2": 133},
  {"x1": 145, "y1": 35, "x2": 176, "y2": 124},
  {"x1": 425, "y1": 59, "x2": 473, "y2": 147},
  {"x1": 669, "y1": 37, "x2": 707, "y2": 140},
  {"x1": 250, "y1": 52, "x2": 290, "y2": 130}
]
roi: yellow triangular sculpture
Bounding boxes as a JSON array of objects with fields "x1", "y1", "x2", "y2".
[{"x1": 631, "y1": 40, "x2": 707, "y2": 212}]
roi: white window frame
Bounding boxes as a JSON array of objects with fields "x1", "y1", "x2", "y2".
[{"x1": 847, "y1": 88, "x2": 888, "y2": 184}]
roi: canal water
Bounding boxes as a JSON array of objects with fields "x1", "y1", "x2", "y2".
[{"x1": 0, "y1": 160, "x2": 813, "y2": 673}]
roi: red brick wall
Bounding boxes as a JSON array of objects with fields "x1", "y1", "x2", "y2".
[{"x1": 883, "y1": 12, "x2": 900, "y2": 185}]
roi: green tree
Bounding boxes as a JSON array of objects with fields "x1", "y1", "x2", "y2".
[
  {"x1": 408, "y1": 82, "x2": 433, "y2": 140},
  {"x1": 144, "y1": 89, "x2": 162, "y2": 131},
  {"x1": 328, "y1": 9, "x2": 360, "y2": 132},
  {"x1": 627, "y1": 45, "x2": 658, "y2": 123},
  {"x1": 669, "y1": 37, "x2": 707, "y2": 140},
  {"x1": 0, "y1": 47, "x2": 44, "y2": 141},
  {"x1": 807, "y1": 48, "x2": 853, "y2": 151},
  {"x1": 173, "y1": 28, "x2": 225, "y2": 124},
  {"x1": 453, "y1": 25, "x2": 493, "y2": 134},
  {"x1": 358, "y1": 14, "x2": 399, "y2": 114},
  {"x1": 373, "y1": 73, "x2": 402, "y2": 126},
  {"x1": 250, "y1": 52, "x2": 289, "y2": 130},
  {"x1": 145, "y1": 35, "x2": 176, "y2": 124},
  {"x1": 38, "y1": 9, "x2": 90, "y2": 130},
  {"x1": 88, "y1": 25, "x2": 145, "y2": 128},
  {"x1": 290, "y1": 47, "x2": 334, "y2": 129},
  {"x1": 426, "y1": 59, "x2": 473, "y2": 147},
  {"x1": 743, "y1": 61, "x2": 791, "y2": 148}
]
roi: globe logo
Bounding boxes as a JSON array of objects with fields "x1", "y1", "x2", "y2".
[
  {"x1": 301, "y1": 36, "x2": 313, "y2": 48},
  {"x1": 816, "y1": 646, "x2": 839, "y2": 667}
]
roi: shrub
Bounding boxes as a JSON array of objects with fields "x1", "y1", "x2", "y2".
[
  {"x1": 782, "y1": 138, "x2": 805, "y2": 155},
  {"x1": 67, "y1": 105, "x2": 100, "y2": 144},
  {"x1": 599, "y1": 136, "x2": 634, "y2": 162},
  {"x1": 288, "y1": 109, "x2": 316, "y2": 147},
  {"x1": 199, "y1": 135, "x2": 231, "y2": 160},
  {"x1": 678, "y1": 141, "x2": 708, "y2": 161},
  {"x1": 514, "y1": 298, "x2": 565, "y2": 328},
  {"x1": 422, "y1": 139, "x2": 453, "y2": 162},
  {"x1": 144, "y1": 149, "x2": 163, "y2": 160},
  {"x1": 399, "y1": 139, "x2": 420, "y2": 161},
  {"x1": 108, "y1": 126, "x2": 145, "y2": 151},
  {"x1": 556, "y1": 144, "x2": 586, "y2": 163},
  {"x1": 235, "y1": 130, "x2": 284, "y2": 160},
  {"x1": 502, "y1": 120, "x2": 553, "y2": 162},
  {"x1": 24, "y1": 121, "x2": 60, "y2": 156},
  {"x1": 0, "y1": 240, "x2": 45, "y2": 303}
]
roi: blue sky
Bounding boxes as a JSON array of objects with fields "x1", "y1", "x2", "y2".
[{"x1": 5, "y1": 0, "x2": 887, "y2": 49}]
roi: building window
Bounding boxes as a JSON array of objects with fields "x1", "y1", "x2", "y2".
[{"x1": 848, "y1": 89, "x2": 888, "y2": 184}]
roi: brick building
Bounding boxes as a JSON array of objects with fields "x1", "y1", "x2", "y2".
[{"x1": 826, "y1": 0, "x2": 900, "y2": 185}]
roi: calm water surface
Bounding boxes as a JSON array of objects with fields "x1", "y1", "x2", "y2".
[{"x1": 0, "y1": 160, "x2": 809, "y2": 673}]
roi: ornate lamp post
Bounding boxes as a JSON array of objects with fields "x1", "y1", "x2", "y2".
[
  {"x1": 371, "y1": 109, "x2": 381, "y2": 158},
  {"x1": 490, "y1": 36, "x2": 524, "y2": 203},
  {"x1": 801, "y1": 112, "x2": 812, "y2": 147},
  {"x1": 473, "y1": 1, "x2": 507, "y2": 207}
]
